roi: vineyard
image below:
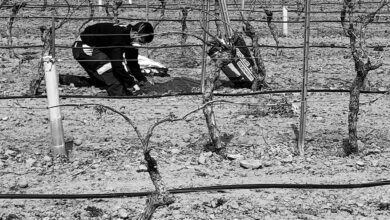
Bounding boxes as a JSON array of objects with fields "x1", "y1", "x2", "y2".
[{"x1": 1, "y1": 0, "x2": 390, "y2": 219}]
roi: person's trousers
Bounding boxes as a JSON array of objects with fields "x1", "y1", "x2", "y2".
[{"x1": 71, "y1": 41, "x2": 133, "y2": 96}]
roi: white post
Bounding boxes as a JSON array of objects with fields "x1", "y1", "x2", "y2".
[
  {"x1": 282, "y1": 5, "x2": 288, "y2": 36},
  {"x1": 129, "y1": 0, "x2": 132, "y2": 4},
  {"x1": 43, "y1": 56, "x2": 66, "y2": 157},
  {"x1": 241, "y1": 0, "x2": 245, "y2": 11},
  {"x1": 98, "y1": 0, "x2": 103, "y2": 12}
]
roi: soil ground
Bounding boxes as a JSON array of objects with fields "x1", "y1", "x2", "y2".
[{"x1": 0, "y1": 1, "x2": 390, "y2": 219}]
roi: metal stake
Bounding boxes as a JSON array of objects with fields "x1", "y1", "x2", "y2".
[
  {"x1": 218, "y1": 0, "x2": 232, "y2": 39},
  {"x1": 200, "y1": 0, "x2": 210, "y2": 93},
  {"x1": 51, "y1": 14, "x2": 55, "y2": 57},
  {"x1": 298, "y1": 0, "x2": 311, "y2": 156}
]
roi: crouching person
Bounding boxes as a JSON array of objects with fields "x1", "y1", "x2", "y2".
[{"x1": 70, "y1": 22, "x2": 154, "y2": 96}]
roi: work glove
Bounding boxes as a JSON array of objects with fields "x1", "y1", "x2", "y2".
[{"x1": 129, "y1": 84, "x2": 142, "y2": 96}]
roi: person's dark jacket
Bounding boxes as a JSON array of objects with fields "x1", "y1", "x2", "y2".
[{"x1": 80, "y1": 23, "x2": 147, "y2": 86}]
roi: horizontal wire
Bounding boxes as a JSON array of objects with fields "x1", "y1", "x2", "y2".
[
  {"x1": 5, "y1": 53, "x2": 390, "y2": 63},
  {"x1": 3, "y1": 42, "x2": 390, "y2": 51},
  {"x1": 0, "y1": 180, "x2": 389, "y2": 200},
  {"x1": 2, "y1": 15, "x2": 390, "y2": 23},
  {"x1": 1, "y1": 8, "x2": 390, "y2": 23},
  {"x1": 1, "y1": 1, "x2": 389, "y2": 18},
  {"x1": 1, "y1": 97, "x2": 387, "y2": 110},
  {"x1": 1, "y1": 2, "x2": 389, "y2": 8},
  {"x1": 0, "y1": 97, "x2": 373, "y2": 110},
  {"x1": 2, "y1": 6, "x2": 390, "y2": 15},
  {"x1": 2, "y1": 29, "x2": 389, "y2": 50},
  {"x1": 0, "y1": 2, "x2": 389, "y2": 12},
  {"x1": 0, "y1": 90, "x2": 388, "y2": 101}
]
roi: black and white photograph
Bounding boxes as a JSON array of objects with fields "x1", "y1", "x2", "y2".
[{"x1": 0, "y1": 0, "x2": 389, "y2": 219}]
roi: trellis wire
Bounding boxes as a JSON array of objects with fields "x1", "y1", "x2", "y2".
[
  {"x1": 2, "y1": 15, "x2": 390, "y2": 23},
  {"x1": 0, "y1": 180, "x2": 389, "y2": 200},
  {"x1": 1, "y1": 1, "x2": 388, "y2": 8},
  {"x1": 0, "y1": 89, "x2": 388, "y2": 101},
  {"x1": 2, "y1": 43, "x2": 389, "y2": 50}
]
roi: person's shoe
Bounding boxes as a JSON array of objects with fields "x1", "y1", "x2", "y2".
[
  {"x1": 59, "y1": 74, "x2": 93, "y2": 87},
  {"x1": 124, "y1": 89, "x2": 133, "y2": 96},
  {"x1": 59, "y1": 74, "x2": 70, "y2": 85}
]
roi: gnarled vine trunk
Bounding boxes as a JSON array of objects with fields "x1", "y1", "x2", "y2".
[
  {"x1": 264, "y1": 9, "x2": 280, "y2": 55},
  {"x1": 137, "y1": 151, "x2": 174, "y2": 220},
  {"x1": 341, "y1": 0, "x2": 386, "y2": 155},
  {"x1": 347, "y1": 74, "x2": 365, "y2": 154},
  {"x1": 203, "y1": 48, "x2": 232, "y2": 155},
  {"x1": 7, "y1": 2, "x2": 26, "y2": 58},
  {"x1": 242, "y1": 22, "x2": 267, "y2": 91}
]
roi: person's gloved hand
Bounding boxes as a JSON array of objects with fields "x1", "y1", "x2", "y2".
[
  {"x1": 133, "y1": 84, "x2": 140, "y2": 91},
  {"x1": 130, "y1": 84, "x2": 142, "y2": 96}
]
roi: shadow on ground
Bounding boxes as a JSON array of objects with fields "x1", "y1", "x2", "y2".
[
  {"x1": 58, "y1": 74, "x2": 239, "y2": 96},
  {"x1": 141, "y1": 77, "x2": 201, "y2": 95}
]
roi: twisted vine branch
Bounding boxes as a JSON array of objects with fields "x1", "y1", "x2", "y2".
[
  {"x1": 51, "y1": 99, "x2": 240, "y2": 219},
  {"x1": 153, "y1": 0, "x2": 166, "y2": 30},
  {"x1": 7, "y1": 2, "x2": 26, "y2": 58}
]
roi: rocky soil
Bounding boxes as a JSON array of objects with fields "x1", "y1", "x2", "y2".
[{"x1": 1, "y1": 1, "x2": 390, "y2": 219}]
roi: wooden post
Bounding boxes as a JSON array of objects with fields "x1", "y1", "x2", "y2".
[
  {"x1": 241, "y1": 0, "x2": 245, "y2": 11},
  {"x1": 282, "y1": 4, "x2": 288, "y2": 36},
  {"x1": 43, "y1": 56, "x2": 66, "y2": 156},
  {"x1": 298, "y1": 0, "x2": 311, "y2": 156},
  {"x1": 200, "y1": 0, "x2": 210, "y2": 93}
]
